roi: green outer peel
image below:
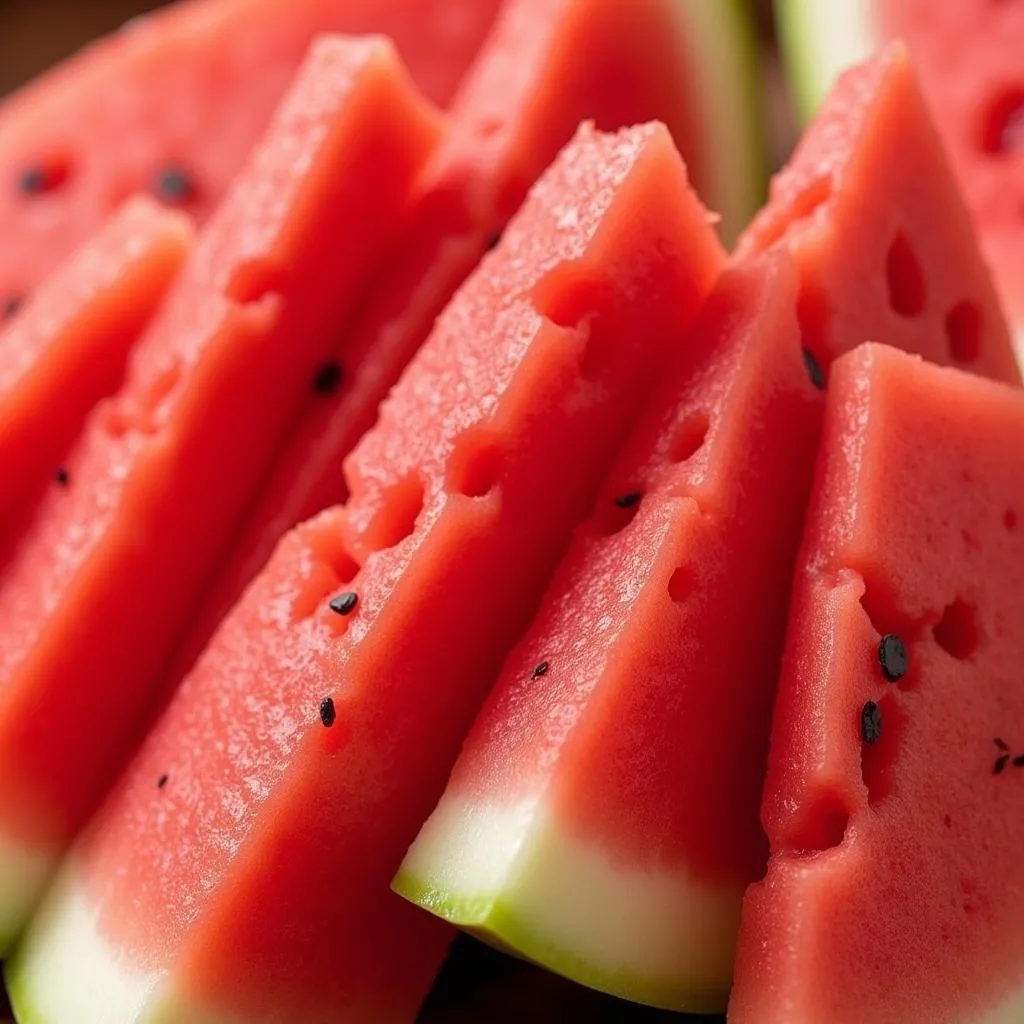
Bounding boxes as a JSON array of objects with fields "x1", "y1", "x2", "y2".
[
  {"x1": 677, "y1": 0, "x2": 768, "y2": 247},
  {"x1": 393, "y1": 871, "x2": 732, "y2": 1013},
  {"x1": 775, "y1": 0, "x2": 879, "y2": 123}
]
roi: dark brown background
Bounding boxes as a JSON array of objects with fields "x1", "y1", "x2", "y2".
[{"x1": 0, "y1": 1, "x2": 781, "y2": 1019}]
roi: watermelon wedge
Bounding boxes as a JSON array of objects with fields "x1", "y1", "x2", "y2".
[
  {"x1": 0, "y1": 36, "x2": 439, "y2": 953},
  {"x1": 728, "y1": 342, "x2": 1024, "y2": 1024},
  {"x1": 7, "y1": 121, "x2": 725, "y2": 1024},
  {"x1": 175, "y1": 0, "x2": 767, "y2": 680},
  {"x1": 0, "y1": 195, "x2": 192, "y2": 562},
  {"x1": 777, "y1": 0, "x2": 1024, "y2": 348},
  {"x1": 0, "y1": 0, "x2": 502, "y2": 309},
  {"x1": 738, "y1": 43, "x2": 1020, "y2": 387},
  {"x1": 396, "y1": 251, "x2": 821, "y2": 1013}
]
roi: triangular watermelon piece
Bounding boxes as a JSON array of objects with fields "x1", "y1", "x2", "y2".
[
  {"x1": 172, "y1": 0, "x2": 765, "y2": 681},
  {"x1": 0, "y1": 0, "x2": 503, "y2": 309},
  {"x1": 7, "y1": 121, "x2": 724, "y2": 1024},
  {"x1": 738, "y1": 42, "x2": 1020, "y2": 387},
  {"x1": 394, "y1": 42, "x2": 1022, "y2": 1013},
  {"x1": 0, "y1": 195, "x2": 192, "y2": 561},
  {"x1": 0, "y1": 35, "x2": 439, "y2": 953},
  {"x1": 777, "y1": 0, "x2": 1024, "y2": 349},
  {"x1": 729, "y1": 342, "x2": 1024, "y2": 1024},
  {"x1": 396, "y1": 251, "x2": 821, "y2": 1013}
]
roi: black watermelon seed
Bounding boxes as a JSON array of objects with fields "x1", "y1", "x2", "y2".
[
  {"x1": 319, "y1": 697, "x2": 337, "y2": 728},
  {"x1": 156, "y1": 774, "x2": 169, "y2": 789},
  {"x1": 1014, "y1": 755, "x2": 1024, "y2": 768},
  {"x1": 995, "y1": 737, "x2": 1010, "y2": 751},
  {"x1": 486, "y1": 233, "x2": 502, "y2": 251},
  {"x1": 614, "y1": 492, "x2": 642, "y2": 510},
  {"x1": 154, "y1": 167, "x2": 196, "y2": 204},
  {"x1": 329, "y1": 591, "x2": 358, "y2": 616},
  {"x1": 802, "y1": 348, "x2": 826, "y2": 390},
  {"x1": 18, "y1": 166, "x2": 50, "y2": 194},
  {"x1": 532, "y1": 661, "x2": 549, "y2": 679},
  {"x1": 54, "y1": 467, "x2": 70, "y2": 487},
  {"x1": 861, "y1": 701, "x2": 882, "y2": 744},
  {"x1": 2, "y1": 294, "x2": 23, "y2": 321},
  {"x1": 995, "y1": 753, "x2": 1011, "y2": 775},
  {"x1": 878, "y1": 634, "x2": 909, "y2": 682},
  {"x1": 312, "y1": 361, "x2": 343, "y2": 395}
]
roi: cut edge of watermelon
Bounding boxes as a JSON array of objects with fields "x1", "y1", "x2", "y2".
[
  {"x1": 775, "y1": 0, "x2": 878, "y2": 123},
  {"x1": 676, "y1": 0, "x2": 766, "y2": 245},
  {"x1": 393, "y1": 797, "x2": 739, "y2": 1012},
  {"x1": 5, "y1": 864, "x2": 209, "y2": 1024},
  {"x1": 0, "y1": 836, "x2": 55, "y2": 959}
]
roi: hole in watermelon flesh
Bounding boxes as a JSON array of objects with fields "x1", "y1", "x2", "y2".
[
  {"x1": 933, "y1": 597, "x2": 980, "y2": 660},
  {"x1": 448, "y1": 432, "x2": 504, "y2": 499},
  {"x1": 886, "y1": 235, "x2": 927, "y2": 317},
  {"x1": 749, "y1": 174, "x2": 833, "y2": 252},
  {"x1": 980, "y1": 87, "x2": 1024, "y2": 156},
  {"x1": 669, "y1": 410, "x2": 709, "y2": 464},
  {"x1": 533, "y1": 269, "x2": 619, "y2": 381},
  {"x1": 362, "y1": 472, "x2": 425, "y2": 553},
  {"x1": 945, "y1": 300, "x2": 984, "y2": 364},
  {"x1": 859, "y1": 574, "x2": 920, "y2": 653},
  {"x1": 224, "y1": 258, "x2": 288, "y2": 307},
  {"x1": 782, "y1": 791, "x2": 851, "y2": 856},
  {"x1": 101, "y1": 360, "x2": 184, "y2": 438},
  {"x1": 667, "y1": 564, "x2": 694, "y2": 603},
  {"x1": 861, "y1": 695, "x2": 906, "y2": 805}
]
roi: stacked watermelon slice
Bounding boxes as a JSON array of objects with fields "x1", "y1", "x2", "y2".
[{"x1": 1, "y1": 1, "x2": 1024, "y2": 1022}]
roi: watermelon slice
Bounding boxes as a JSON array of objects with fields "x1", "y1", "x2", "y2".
[
  {"x1": 777, "y1": 0, "x2": 1024, "y2": 348},
  {"x1": 396, "y1": 251, "x2": 822, "y2": 1013},
  {"x1": 7, "y1": 121, "x2": 725, "y2": 1024},
  {"x1": 737, "y1": 43, "x2": 1020, "y2": 387},
  {"x1": 0, "y1": 36, "x2": 439, "y2": 953},
  {"x1": 728, "y1": 342, "x2": 1024, "y2": 1024},
  {"x1": 0, "y1": 0, "x2": 503, "y2": 310},
  {"x1": 174, "y1": 0, "x2": 767, "y2": 681},
  {"x1": 0, "y1": 195, "x2": 192, "y2": 562}
]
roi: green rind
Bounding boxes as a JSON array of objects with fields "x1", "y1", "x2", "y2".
[
  {"x1": 393, "y1": 871, "x2": 729, "y2": 1013},
  {"x1": 776, "y1": 0, "x2": 879, "y2": 123},
  {"x1": 676, "y1": 0, "x2": 768, "y2": 246},
  {"x1": 5, "y1": 954, "x2": 47, "y2": 1024}
]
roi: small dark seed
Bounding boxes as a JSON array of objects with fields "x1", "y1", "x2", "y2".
[
  {"x1": 54, "y1": 467, "x2": 70, "y2": 487},
  {"x1": 319, "y1": 697, "x2": 337, "y2": 728},
  {"x1": 486, "y1": 233, "x2": 502, "y2": 251},
  {"x1": 878, "y1": 633, "x2": 909, "y2": 682},
  {"x1": 614, "y1": 492, "x2": 642, "y2": 510},
  {"x1": 1014, "y1": 755, "x2": 1024, "y2": 768},
  {"x1": 154, "y1": 167, "x2": 196, "y2": 204},
  {"x1": 156, "y1": 774, "x2": 169, "y2": 790},
  {"x1": 802, "y1": 348, "x2": 826, "y2": 390},
  {"x1": 995, "y1": 737, "x2": 1010, "y2": 751},
  {"x1": 2, "y1": 294, "x2": 24, "y2": 321},
  {"x1": 18, "y1": 166, "x2": 50, "y2": 194},
  {"x1": 312, "y1": 360, "x2": 343, "y2": 395},
  {"x1": 531, "y1": 661, "x2": 549, "y2": 679},
  {"x1": 329, "y1": 591, "x2": 358, "y2": 616},
  {"x1": 861, "y1": 701, "x2": 882, "y2": 744},
  {"x1": 995, "y1": 753, "x2": 1011, "y2": 775}
]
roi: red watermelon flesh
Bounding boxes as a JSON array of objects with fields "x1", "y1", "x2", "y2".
[
  {"x1": 174, "y1": 0, "x2": 734, "y2": 680},
  {"x1": 729, "y1": 342, "x2": 1024, "y2": 1024},
  {"x1": 0, "y1": 36, "x2": 439, "y2": 953},
  {"x1": 7, "y1": 122, "x2": 724, "y2": 1024},
  {"x1": 396, "y1": 252, "x2": 822, "y2": 1013},
  {"x1": 0, "y1": 196, "x2": 192, "y2": 565},
  {"x1": 738, "y1": 43, "x2": 1021, "y2": 387},
  {"x1": 0, "y1": 0, "x2": 501, "y2": 312}
]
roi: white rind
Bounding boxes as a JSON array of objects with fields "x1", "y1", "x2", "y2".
[
  {"x1": 5, "y1": 863, "x2": 199, "y2": 1024},
  {"x1": 776, "y1": 0, "x2": 879, "y2": 122},
  {"x1": 398, "y1": 795, "x2": 741, "y2": 1009},
  {"x1": 0, "y1": 834, "x2": 59, "y2": 955}
]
